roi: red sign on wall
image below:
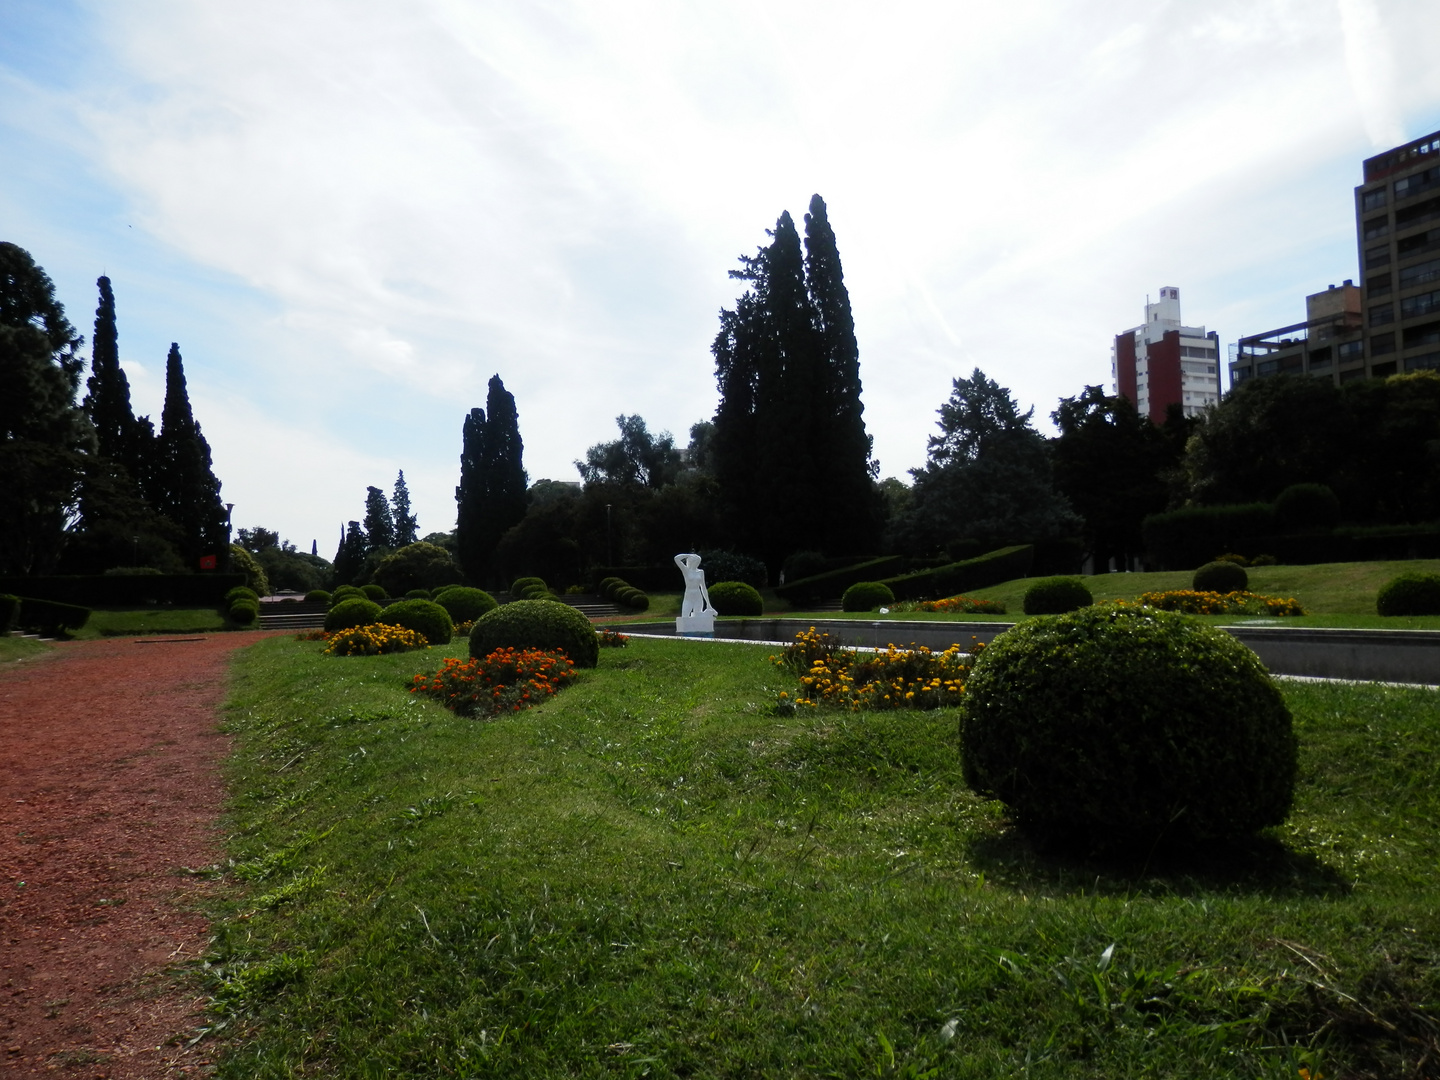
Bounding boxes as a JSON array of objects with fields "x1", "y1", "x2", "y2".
[{"x1": 198, "y1": 554, "x2": 218, "y2": 570}]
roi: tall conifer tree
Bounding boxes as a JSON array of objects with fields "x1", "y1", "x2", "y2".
[
  {"x1": 392, "y1": 470, "x2": 418, "y2": 546},
  {"x1": 363, "y1": 485, "x2": 395, "y2": 551},
  {"x1": 155, "y1": 343, "x2": 227, "y2": 565},
  {"x1": 455, "y1": 375, "x2": 527, "y2": 584}
]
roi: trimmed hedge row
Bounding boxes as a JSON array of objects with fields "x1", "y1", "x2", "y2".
[
  {"x1": 16, "y1": 597, "x2": 92, "y2": 635},
  {"x1": 775, "y1": 556, "x2": 904, "y2": 605},
  {"x1": 0, "y1": 574, "x2": 247, "y2": 607}
]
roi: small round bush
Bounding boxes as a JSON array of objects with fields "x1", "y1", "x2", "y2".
[
  {"x1": 1275, "y1": 483, "x2": 1341, "y2": 531},
  {"x1": 434, "y1": 586, "x2": 498, "y2": 624},
  {"x1": 604, "y1": 579, "x2": 631, "y2": 601},
  {"x1": 330, "y1": 585, "x2": 365, "y2": 606},
  {"x1": 597, "y1": 576, "x2": 623, "y2": 596},
  {"x1": 842, "y1": 581, "x2": 894, "y2": 612},
  {"x1": 1193, "y1": 560, "x2": 1248, "y2": 594},
  {"x1": 626, "y1": 592, "x2": 649, "y2": 612},
  {"x1": 305, "y1": 589, "x2": 332, "y2": 604},
  {"x1": 1376, "y1": 572, "x2": 1440, "y2": 616},
  {"x1": 405, "y1": 588, "x2": 431, "y2": 600},
  {"x1": 469, "y1": 599, "x2": 599, "y2": 668},
  {"x1": 510, "y1": 576, "x2": 546, "y2": 597},
  {"x1": 324, "y1": 597, "x2": 383, "y2": 633},
  {"x1": 960, "y1": 606, "x2": 1297, "y2": 853},
  {"x1": 360, "y1": 584, "x2": 388, "y2": 602},
  {"x1": 709, "y1": 581, "x2": 763, "y2": 616},
  {"x1": 224, "y1": 585, "x2": 259, "y2": 606},
  {"x1": 1022, "y1": 576, "x2": 1093, "y2": 615},
  {"x1": 522, "y1": 584, "x2": 552, "y2": 600},
  {"x1": 228, "y1": 599, "x2": 259, "y2": 625},
  {"x1": 377, "y1": 598, "x2": 453, "y2": 646}
]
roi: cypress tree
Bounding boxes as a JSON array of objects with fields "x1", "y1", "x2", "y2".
[
  {"x1": 363, "y1": 485, "x2": 395, "y2": 551},
  {"x1": 392, "y1": 470, "x2": 418, "y2": 546},
  {"x1": 455, "y1": 374, "x2": 528, "y2": 584},
  {"x1": 155, "y1": 343, "x2": 227, "y2": 566},
  {"x1": 81, "y1": 275, "x2": 157, "y2": 497},
  {"x1": 332, "y1": 521, "x2": 369, "y2": 586}
]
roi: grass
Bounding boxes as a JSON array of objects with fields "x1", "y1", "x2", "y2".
[
  {"x1": 71, "y1": 606, "x2": 230, "y2": 639},
  {"x1": 207, "y1": 634, "x2": 1440, "y2": 1078},
  {"x1": 0, "y1": 635, "x2": 54, "y2": 663}
]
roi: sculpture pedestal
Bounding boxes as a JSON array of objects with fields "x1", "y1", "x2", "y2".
[{"x1": 676, "y1": 611, "x2": 715, "y2": 637}]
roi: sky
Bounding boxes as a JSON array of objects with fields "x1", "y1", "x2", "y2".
[{"x1": 4, "y1": 0, "x2": 1440, "y2": 555}]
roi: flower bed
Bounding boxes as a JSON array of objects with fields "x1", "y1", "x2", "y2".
[
  {"x1": 772, "y1": 627, "x2": 981, "y2": 711},
  {"x1": 892, "y1": 595, "x2": 1006, "y2": 615},
  {"x1": 323, "y1": 623, "x2": 430, "y2": 656},
  {"x1": 410, "y1": 647, "x2": 578, "y2": 718},
  {"x1": 597, "y1": 628, "x2": 629, "y2": 648},
  {"x1": 1129, "y1": 590, "x2": 1306, "y2": 616}
]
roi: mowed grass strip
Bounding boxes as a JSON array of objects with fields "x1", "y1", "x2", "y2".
[{"x1": 209, "y1": 635, "x2": 1440, "y2": 1078}]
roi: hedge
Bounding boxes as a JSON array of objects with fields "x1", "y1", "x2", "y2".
[
  {"x1": 774, "y1": 556, "x2": 904, "y2": 605},
  {"x1": 931, "y1": 545, "x2": 1035, "y2": 598},
  {"x1": 1141, "y1": 504, "x2": 1277, "y2": 570},
  {"x1": 17, "y1": 597, "x2": 92, "y2": 635},
  {"x1": 0, "y1": 574, "x2": 247, "y2": 607},
  {"x1": 0, "y1": 594, "x2": 19, "y2": 633}
]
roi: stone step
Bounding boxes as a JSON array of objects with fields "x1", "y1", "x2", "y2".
[{"x1": 258, "y1": 612, "x2": 328, "y2": 630}]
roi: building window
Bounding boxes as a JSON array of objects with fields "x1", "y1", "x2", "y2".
[
  {"x1": 1369, "y1": 272, "x2": 1393, "y2": 296},
  {"x1": 1371, "y1": 332, "x2": 1396, "y2": 355},
  {"x1": 1340, "y1": 367, "x2": 1367, "y2": 383},
  {"x1": 1404, "y1": 321, "x2": 1440, "y2": 348},
  {"x1": 1309, "y1": 346, "x2": 1332, "y2": 367},
  {"x1": 1256, "y1": 359, "x2": 1279, "y2": 375},
  {"x1": 1370, "y1": 303, "x2": 1395, "y2": 326},
  {"x1": 1372, "y1": 361, "x2": 1398, "y2": 377},
  {"x1": 1406, "y1": 351, "x2": 1440, "y2": 371},
  {"x1": 1401, "y1": 290, "x2": 1440, "y2": 319},
  {"x1": 1395, "y1": 163, "x2": 1440, "y2": 200},
  {"x1": 1339, "y1": 340, "x2": 1365, "y2": 362},
  {"x1": 1364, "y1": 216, "x2": 1391, "y2": 241},
  {"x1": 1362, "y1": 188, "x2": 1387, "y2": 212},
  {"x1": 1400, "y1": 258, "x2": 1440, "y2": 289},
  {"x1": 1366, "y1": 246, "x2": 1392, "y2": 269},
  {"x1": 1396, "y1": 195, "x2": 1440, "y2": 229},
  {"x1": 1398, "y1": 226, "x2": 1440, "y2": 258}
]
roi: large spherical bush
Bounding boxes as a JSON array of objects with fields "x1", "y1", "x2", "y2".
[
  {"x1": 405, "y1": 589, "x2": 432, "y2": 600},
  {"x1": 842, "y1": 581, "x2": 894, "y2": 612},
  {"x1": 360, "y1": 584, "x2": 388, "y2": 602},
  {"x1": 305, "y1": 589, "x2": 332, "y2": 604},
  {"x1": 510, "y1": 576, "x2": 546, "y2": 597},
  {"x1": 228, "y1": 599, "x2": 259, "y2": 626},
  {"x1": 1193, "y1": 560, "x2": 1248, "y2": 594},
  {"x1": 324, "y1": 597, "x2": 383, "y2": 633},
  {"x1": 330, "y1": 585, "x2": 365, "y2": 606},
  {"x1": 435, "y1": 586, "x2": 498, "y2": 624},
  {"x1": 1376, "y1": 572, "x2": 1440, "y2": 616},
  {"x1": 378, "y1": 598, "x2": 453, "y2": 646},
  {"x1": 960, "y1": 606, "x2": 1296, "y2": 852},
  {"x1": 224, "y1": 585, "x2": 259, "y2": 607},
  {"x1": 1275, "y1": 483, "x2": 1341, "y2": 531},
  {"x1": 709, "y1": 581, "x2": 763, "y2": 616},
  {"x1": 1022, "y1": 576, "x2": 1093, "y2": 615},
  {"x1": 469, "y1": 599, "x2": 599, "y2": 668}
]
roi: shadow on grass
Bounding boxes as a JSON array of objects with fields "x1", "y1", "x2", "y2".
[{"x1": 964, "y1": 825, "x2": 1350, "y2": 899}]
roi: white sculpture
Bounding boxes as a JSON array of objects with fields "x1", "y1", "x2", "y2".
[{"x1": 674, "y1": 552, "x2": 715, "y2": 636}]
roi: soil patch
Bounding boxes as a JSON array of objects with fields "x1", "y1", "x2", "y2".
[{"x1": 0, "y1": 633, "x2": 276, "y2": 1079}]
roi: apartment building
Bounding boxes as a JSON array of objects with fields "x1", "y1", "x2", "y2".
[
  {"x1": 1111, "y1": 287, "x2": 1222, "y2": 422},
  {"x1": 1231, "y1": 282, "x2": 1363, "y2": 384}
]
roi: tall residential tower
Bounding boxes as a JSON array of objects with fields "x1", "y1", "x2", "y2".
[{"x1": 1111, "y1": 287, "x2": 1221, "y2": 423}]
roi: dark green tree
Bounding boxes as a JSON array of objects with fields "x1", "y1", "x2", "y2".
[
  {"x1": 576, "y1": 415, "x2": 682, "y2": 488},
  {"x1": 332, "y1": 520, "x2": 369, "y2": 586},
  {"x1": 392, "y1": 470, "x2": 418, "y2": 546},
  {"x1": 455, "y1": 374, "x2": 528, "y2": 584},
  {"x1": 82, "y1": 276, "x2": 155, "y2": 483},
  {"x1": 1051, "y1": 386, "x2": 1174, "y2": 571},
  {"x1": 896, "y1": 369, "x2": 1078, "y2": 553},
  {"x1": 153, "y1": 343, "x2": 227, "y2": 566},
  {"x1": 363, "y1": 485, "x2": 395, "y2": 551},
  {"x1": 0, "y1": 242, "x2": 91, "y2": 574}
]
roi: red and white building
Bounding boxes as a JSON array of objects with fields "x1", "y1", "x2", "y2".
[{"x1": 1111, "y1": 287, "x2": 1222, "y2": 422}]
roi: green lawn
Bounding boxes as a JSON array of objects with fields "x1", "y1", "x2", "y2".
[
  {"x1": 0, "y1": 635, "x2": 54, "y2": 663},
  {"x1": 207, "y1": 634, "x2": 1440, "y2": 1078},
  {"x1": 72, "y1": 606, "x2": 230, "y2": 638}
]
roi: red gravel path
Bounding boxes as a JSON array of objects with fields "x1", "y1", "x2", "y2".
[{"x1": 0, "y1": 634, "x2": 276, "y2": 1079}]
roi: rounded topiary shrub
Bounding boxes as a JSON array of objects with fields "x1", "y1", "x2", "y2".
[
  {"x1": 469, "y1": 599, "x2": 599, "y2": 668},
  {"x1": 1376, "y1": 572, "x2": 1440, "y2": 616},
  {"x1": 224, "y1": 585, "x2": 259, "y2": 606},
  {"x1": 510, "y1": 577, "x2": 546, "y2": 598},
  {"x1": 377, "y1": 598, "x2": 453, "y2": 646},
  {"x1": 604, "y1": 579, "x2": 631, "y2": 601},
  {"x1": 324, "y1": 597, "x2": 383, "y2": 633},
  {"x1": 305, "y1": 589, "x2": 332, "y2": 604},
  {"x1": 626, "y1": 592, "x2": 649, "y2": 612},
  {"x1": 842, "y1": 581, "x2": 895, "y2": 612},
  {"x1": 523, "y1": 585, "x2": 552, "y2": 600},
  {"x1": 434, "y1": 586, "x2": 498, "y2": 624},
  {"x1": 1193, "y1": 560, "x2": 1248, "y2": 594},
  {"x1": 330, "y1": 585, "x2": 365, "y2": 606},
  {"x1": 1022, "y1": 576, "x2": 1093, "y2": 616},
  {"x1": 360, "y1": 584, "x2": 388, "y2": 602},
  {"x1": 960, "y1": 606, "x2": 1297, "y2": 852},
  {"x1": 1275, "y1": 483, "x2": 1341, "y2": 531},
  {"x1": 597, "y1": 576, "x2": 623, "y2": 597},
  {"x1": 405, "y1": 588, "x2": 431, "y2": 600},
  {"x1": 228, "y1": 599, "x2": 259, "y2": 626},
  {"x1": 709, "y1": 581, "x2": 763, "y2": 616}
]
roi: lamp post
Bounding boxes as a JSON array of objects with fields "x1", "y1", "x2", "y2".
[
  {"x1": 224, "y1": 503, "x2": 235, "y2": 572},
  {"x1": 605, "y1": 503, "x2": 613, "y2": 567}
]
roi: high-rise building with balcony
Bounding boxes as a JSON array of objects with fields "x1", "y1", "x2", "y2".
[
  {"x1": 1230, "y1": 281, "x2": 1363, "y2": 385},
  {"x1": 1355, "y1": 128, "x2": 1440, "y2": 378},
  {"x1": 1111, "y1": 287, "x2": 1222, "y2": 422}
]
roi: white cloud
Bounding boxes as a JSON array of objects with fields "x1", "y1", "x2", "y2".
[{"x1": 4, "y1": 0, "x2": 1440, "y2": 548}]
